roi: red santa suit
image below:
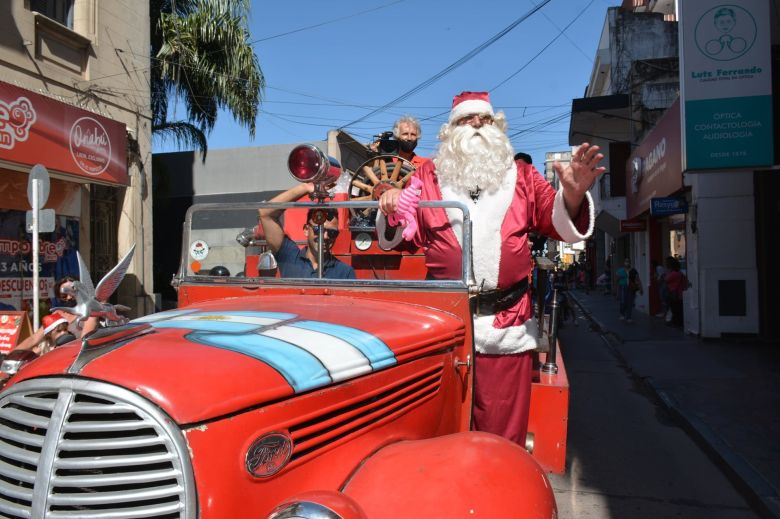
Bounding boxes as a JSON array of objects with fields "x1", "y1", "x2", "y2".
[{"x1": 406, "y1": 158, "x2": 594, "y2": 444}]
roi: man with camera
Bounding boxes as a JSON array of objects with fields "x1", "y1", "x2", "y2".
[{"x1": 371, "y1": 115, "x2": 429, "y2": 167}]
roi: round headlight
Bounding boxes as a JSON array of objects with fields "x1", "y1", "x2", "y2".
[{"x1": 268, "y1": 501, "x2": 342, "y2": 519}]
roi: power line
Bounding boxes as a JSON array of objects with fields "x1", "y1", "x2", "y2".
[
  {"x1": 490, "y1": 0, "x2": 596, "y2": 92},
  {"x1": 251, "y1": 0, "x2": 407, "y2": 43},
  {"x1": 340, "y1": 0, "x2": 554, "y2": 130}
]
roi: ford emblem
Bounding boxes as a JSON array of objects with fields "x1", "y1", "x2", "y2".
[{"x1": 245, "y1": 432, "x2": 293, "y2": 477}]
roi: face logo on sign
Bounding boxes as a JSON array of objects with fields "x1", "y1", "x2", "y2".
[
  {"x1": 0, "y1": 96, "x2": 37, "y2": 150},
  {"x1": 694, "y1": 5, "x2": 757, "y2": 61},
  {"x1": 69, "y1": 116, "x2": 112, "y2": 175}
]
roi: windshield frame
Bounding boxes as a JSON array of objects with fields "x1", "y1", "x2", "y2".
[{"x1": 175, "y1": 200, "x2": 473, "y2": 290}]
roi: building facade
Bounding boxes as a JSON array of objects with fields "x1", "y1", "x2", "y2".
[
  {"x1": 570, "y1": 0, "x2": 779, "y2": 338},
  {"x1": 0, "y1": 1, "x2": 152, "y2": 319}
]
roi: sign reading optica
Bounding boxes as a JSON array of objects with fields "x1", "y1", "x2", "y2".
[{"x1": 679, "y1": 1, "x2": 773, "y2": 170}]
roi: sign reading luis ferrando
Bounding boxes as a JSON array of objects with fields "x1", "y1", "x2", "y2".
[{"x1": 679, "y1": 0, "x2": 773, "y2": 170}]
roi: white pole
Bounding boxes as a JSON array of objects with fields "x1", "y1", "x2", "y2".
[{"x1": 32, "y1": 179, "x2": 40, "y2": 331}]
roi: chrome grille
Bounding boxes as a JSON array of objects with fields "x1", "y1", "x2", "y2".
[{"x1": 0, "y1": 379, "x2": 195, "y2": 519}]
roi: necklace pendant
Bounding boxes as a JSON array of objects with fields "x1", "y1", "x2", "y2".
[{"x1": 469, "y1": 186, "x2": 482, "y2": 202}]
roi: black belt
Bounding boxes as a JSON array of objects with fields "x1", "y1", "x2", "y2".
[{"x1": 471, "y1": 278, "x2": 529, "y2": 315}]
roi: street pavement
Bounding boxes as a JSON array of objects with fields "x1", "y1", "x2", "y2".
[{"x1": 568, "y1": 288, "x2": 780, "y2": 519}]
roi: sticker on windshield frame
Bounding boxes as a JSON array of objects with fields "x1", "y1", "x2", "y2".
[{"x1": 189, "y1": 240, "x2": 209, "y2": 261}]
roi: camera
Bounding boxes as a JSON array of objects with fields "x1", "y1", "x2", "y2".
[{"x1": 372, "y1": 131, "x2": 399, "y2": 154}]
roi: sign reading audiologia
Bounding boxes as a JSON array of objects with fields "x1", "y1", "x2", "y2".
[{"x1": 679, "y1": 1, "x2": 773, "y2": 170}]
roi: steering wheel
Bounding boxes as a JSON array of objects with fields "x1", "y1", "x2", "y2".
[{"x1": 348, "y1": 155, "x2": 416, "y2": 223}]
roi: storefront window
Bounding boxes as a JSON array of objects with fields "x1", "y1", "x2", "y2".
[{"x1": 0, "y1": 210, "x2": 80, "y2": 312}]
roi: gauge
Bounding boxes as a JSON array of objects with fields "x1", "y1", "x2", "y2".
[{"x1": 354, "y1": 232, "x2": 372, "y2": 251}]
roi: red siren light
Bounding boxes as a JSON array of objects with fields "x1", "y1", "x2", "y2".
[{"x1": 287, "y1": 144, "x2": 341, "y2": 185}]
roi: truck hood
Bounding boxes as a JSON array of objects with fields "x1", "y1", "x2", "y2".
[{"x1": 13, "y1": 295, "x2": 466, "y2": 424}]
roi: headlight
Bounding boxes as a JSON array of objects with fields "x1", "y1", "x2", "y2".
[
  {"x1": 268, "y1": 501, "x2": 342, "y2": 519},
  {"x1": 267, "y1": 491, "x2": 367, "y2": 519}
]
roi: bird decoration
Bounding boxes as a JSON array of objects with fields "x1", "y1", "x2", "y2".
[{"x1": 53, "y1": 244, "x2": 135, "y2": 326}]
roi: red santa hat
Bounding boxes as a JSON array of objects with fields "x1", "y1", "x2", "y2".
[
  {"x1": 448, "y1": 91, "x2": 495, "y2": 124},
  {"x1": 42, "y1": 313, "x2": 68, "y2": 335}
]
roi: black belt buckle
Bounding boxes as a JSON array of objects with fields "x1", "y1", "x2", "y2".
[{"x1": 472, "y1": 278, "x2": 529, "y2": 316}]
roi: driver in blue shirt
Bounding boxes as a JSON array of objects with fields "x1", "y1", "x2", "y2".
[{"x1": 258, "y1": 183, "x2": 355, "y2": 279}]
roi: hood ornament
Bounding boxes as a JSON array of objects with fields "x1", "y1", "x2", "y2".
[{"x1": 54, "y1": 244, "x2": 136, "y2": 327}]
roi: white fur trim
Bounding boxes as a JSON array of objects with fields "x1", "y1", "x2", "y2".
[
  {"x1": 473, "y1": 314, "x2": 539, "y2": 354},
  {"x1": 552, "y1": 189, "x2": 595, "y2": 243},
  {"x1": 440, "y1": 165, "x2": 516, "y2": 290},
  {"x1": 449, "y1": 99, "x2": 494, "y2": 123}
]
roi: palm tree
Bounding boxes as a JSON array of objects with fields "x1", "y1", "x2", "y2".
[{"x1": 151, "y1": 0, "x2": 264, "y2": 157}]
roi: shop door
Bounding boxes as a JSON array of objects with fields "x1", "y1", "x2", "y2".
[
  {"x1": 90, "y1": 185, "x2": 118, "y2": 294},
  {"x1": 754, "y1": 172, "x2": 780, "y2": 339}
]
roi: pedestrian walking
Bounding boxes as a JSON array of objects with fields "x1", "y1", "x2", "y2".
[{"x1": 616, "y1": 258, "x2": 641, "y2": 322}]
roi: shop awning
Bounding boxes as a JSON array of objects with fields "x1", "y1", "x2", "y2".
[
  {"x1": 595, "y1": 210, "x2": 625, "y2": 238},
  {"x1": 569, "y1": 94, "x2": 632, "y2": 146}
]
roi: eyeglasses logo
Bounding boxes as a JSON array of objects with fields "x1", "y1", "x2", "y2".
[{"x1": 694, "y1": 5, "x2": 757, "y2": 62}]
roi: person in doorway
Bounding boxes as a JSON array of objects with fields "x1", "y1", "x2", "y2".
[
  {"x1": 258, "y1": 183, "x2": 356, "y2": 279},
  {"x1": 652, "y1": 259, "x2": 668, "y2": 318},
  {"x1": 664, "y1": 256, "x2": 687, "y2": 327},
  {"x1": 378, "y1": 91, "x2": 603, "y2": 446}
]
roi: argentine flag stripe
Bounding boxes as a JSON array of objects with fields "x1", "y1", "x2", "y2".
[
  {"x1": 132, "y1": 309, "x2": 198, "y2": 323},
  {"x1": 262, "y1": 326, "x2": 372, "y2": 383},
  {"x1": 291, "y1": 321, "x2": 396, "y2": 370},
  {"x1": 187, "y1": 332, "x2": 330, "y2": 392},
  {"x1": 141, "y1": 311, "x2": 296, "y2": 333}
]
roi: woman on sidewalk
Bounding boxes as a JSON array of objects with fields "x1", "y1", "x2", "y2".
[
  {"x1": 665, "y1": 256, "x2": 687, "y2": 327},
  {"x1": 616, "y1": 258, "x2": 642, "y2": 322}
]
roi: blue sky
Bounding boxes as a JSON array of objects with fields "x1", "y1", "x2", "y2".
[{"x1": 157, "y1": 0, "x2": 621, "y2": 162}]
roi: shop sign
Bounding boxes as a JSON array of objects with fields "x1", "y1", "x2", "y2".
[
  {"x1": 0, "y1": 82, "x2": 128, "y2": 185},
  {"x1": 626, "y1": 100, "x2": 683, "y2": 219},
  {"x1": 0, "y1": 312, "x2": 32, "y2": 354},
  {"x1": 651, "y1": 197, "x2": 689, "y2": 216},
  {"x1": 620, "y1": 219, "x2": 647, "y2": 233},
  {"x1": 679, "y1": 0, "x2": 774, "y2": 169}
]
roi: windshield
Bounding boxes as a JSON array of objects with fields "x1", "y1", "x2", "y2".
[{"x1": 176, "y1": 200, "x2": 472, "y2": 287}]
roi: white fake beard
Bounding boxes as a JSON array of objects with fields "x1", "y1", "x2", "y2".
[{"x1": 434, "y1": 122, "x2": 515, "y2": 194}]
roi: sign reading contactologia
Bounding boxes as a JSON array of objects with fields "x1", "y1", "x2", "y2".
[{"x1": 679, "y1": 1, "x2": 773, "y2": 170}]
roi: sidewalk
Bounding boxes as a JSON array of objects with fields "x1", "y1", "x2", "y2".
[{"x1": 568, "y1": 289, "x2": 780, "y2": 519}]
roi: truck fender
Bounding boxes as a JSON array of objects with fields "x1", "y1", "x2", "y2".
[{"x1": 341, "y1": 431, "x2": 557, "y2": 519}]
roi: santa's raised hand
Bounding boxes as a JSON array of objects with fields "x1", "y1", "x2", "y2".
[{"x1": 553, "y1": 142, "x2": 605, "y2": 217}]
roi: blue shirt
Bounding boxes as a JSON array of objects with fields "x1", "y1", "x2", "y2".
[{"x1": 275, "y1": 237, "x2": 355, "y2": 279}]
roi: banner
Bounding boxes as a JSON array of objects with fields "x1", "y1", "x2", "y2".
[
  {"x1": 0, "y1": 312, "x2": 32, "y2": 354},
  {"x1": 0, "y1": 210, "x2": 80, "y2": 311},
  {"x1": 0, "y1": 81, "x2": 128, "y2": 185},
  {"x1": 679, "y1": 0, "x2": 773, "y2": 170}
]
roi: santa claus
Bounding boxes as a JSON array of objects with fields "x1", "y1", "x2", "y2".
[{"x1": 379, "y1": 91, "x2": 604, "y2": 445}]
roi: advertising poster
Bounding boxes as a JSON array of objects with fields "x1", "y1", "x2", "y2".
[
  {"x1": 0, "y1": 210, "x2": 80, "y2": 312},
  {"x1": 679, "y1": 0, "x2": 774, "y2": 170},
  {"x1": 0, "y1": 312, "x2": 31, "y2": 354}
]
